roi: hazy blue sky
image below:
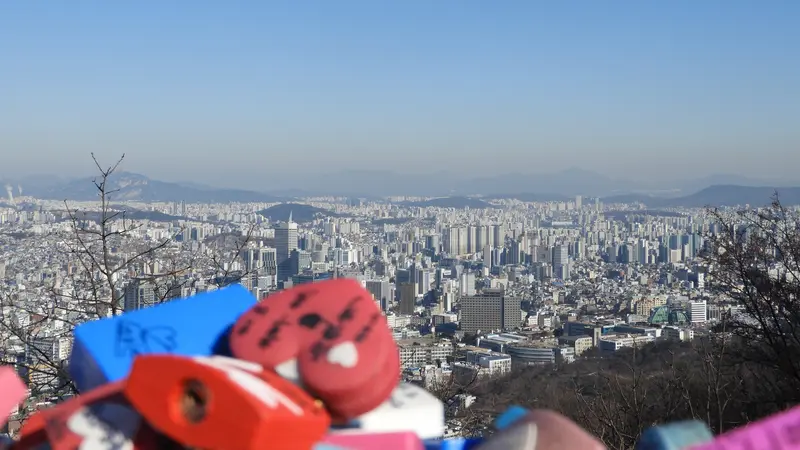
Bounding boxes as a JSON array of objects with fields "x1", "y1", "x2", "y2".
[{"x1": 1, "y1": 1, "x2": 799, "y2": 189}]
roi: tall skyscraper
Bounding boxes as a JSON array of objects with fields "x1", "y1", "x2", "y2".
[{"x1": 275, "y1": 214, "x2": 298, "y2": 282}]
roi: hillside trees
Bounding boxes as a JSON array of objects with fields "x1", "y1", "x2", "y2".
[
  {"x1": 704, "y1": 195, "x2": 800, "y2": 396},
  {"x1": 0, "y1": 154, "x2": 256, "y2": 426}
]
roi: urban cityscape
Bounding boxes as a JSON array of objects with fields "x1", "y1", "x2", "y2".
[
  {"x1": 3, "y1": 2, "x2": 800, "y2": 449},
  {"x1": 1, "y1": 163, "x2": 795, "y2": 442}
]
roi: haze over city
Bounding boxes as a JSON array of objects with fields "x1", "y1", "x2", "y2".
[
  {"x1": 5, "y1": 2, "x2": 800, "y2": 448},
  {"x1": 2, "y1": 1, "x2": 799, "y2": 192}
]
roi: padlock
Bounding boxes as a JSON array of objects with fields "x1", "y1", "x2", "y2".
[
  {"x1": 0, "y1": 367, "x2": 27, "y2": 429},
  {"x1": 322, "y1": 430, "x2": 424, "y2": 450},
  {"x1": 471, "y1": 421, "x2": 538, "y2": 450},
  {"x1": 423, "y1": 437, "x2": 484, "y2": 450},
  {"x1": 635, "y1": 420, "x2": 713, "y2": 450},
  {"x1": 229, "y1": 279, "x2": 400, "y2": 420},
  {"x1": 341, "y1": 383, "x2": 445, "y2": 440},
  {"x1": 689, "y1": 404, "x2": 800, "y2": 450},
  {"x1": 492, "y1": 405, "x2": 530, "y2": 431},
  {"x1": 475, "y1": 410, "x2": 606, "y2": 450},
  {"x1": 69, "y1": 284, "x2": 257, "y2": 392},
  {"x1": 14, "y1": 380, "x2": 165, "y2": 450},
  {"x1": 125, "y1": 354, "x2": 330, "y2": 450}
]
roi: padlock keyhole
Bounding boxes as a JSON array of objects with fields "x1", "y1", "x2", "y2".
[{"x1": 181, "y1": 379, "x2": 208, "y2": 424}]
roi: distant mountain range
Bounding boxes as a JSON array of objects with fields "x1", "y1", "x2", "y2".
[
  {"x1": 1, "y1": 169, "x2": 799, "y2": 207},
  {"x1": 4, "y1": 172, "x2": 288, "y2": 203},
  {"x1": 260, "y1": 168, "x2": 800, "y2": 198},
  {"x1": 603, "y1": 185, "x2": 800, "y2": 208}
]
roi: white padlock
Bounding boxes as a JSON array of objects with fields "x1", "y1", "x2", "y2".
[{"x1": 343, "y1": 383, "x2": 445, "y2": 440}]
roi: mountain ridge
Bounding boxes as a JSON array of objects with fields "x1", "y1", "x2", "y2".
[
  {"x1": 603, "y1": 185, "x2": 800, "y2": 208},
  {"x1": 4, "y1": 170, "x2": 800, "y2": 203},
  {"x1": 13, "y1": 171, "x2": 289, "y2": 203}
]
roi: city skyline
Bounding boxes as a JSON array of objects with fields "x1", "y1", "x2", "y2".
[{"x1": 2, "y1": 1, "x2": 799, "y2": 185}]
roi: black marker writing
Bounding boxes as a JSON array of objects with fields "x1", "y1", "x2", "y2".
[
  {"x1": 310, "y1": 341, "x2": 329, "y2": 361},
  {"x1": 236, "y1": 319, "x2": 252, "y2": 335},
  {"x1": 290, "y1": 290, "x2": 319, "y2": 309},
  {"x1": 237, "y1": 304, "x2": 270, "y2": 335},
  {"x1": 355, "y1": 313, "x2": 381, "y2": 343},
  {"x1": 258, "y1": 316, "x2": 290, "y2": 348},
  {"x1": 252, "y1": 304, "x2": 269, "y2": 315},
  {"x1": 114, "y1": 321, "x2": 177, "y2": 357},
  {"x1": 338, "y1": 296, "x2": 363, "y2": 322},
  {"x1": 299, "y1": 313, "x2": 341, "y2": 340}
]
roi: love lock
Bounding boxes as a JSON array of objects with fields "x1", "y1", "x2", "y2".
[
  {"x1": 15, "y1": 380, "x2": 165, "y2": 450},
  {"x1": 125, "y1": 354, "x2": 330, "y2": 450},
  {"x1": 229, "y1": 279, "x2": 400, "y2": 420},
  {"x1": 69, "y1": 284, "x2": 257, "y2": 393}
]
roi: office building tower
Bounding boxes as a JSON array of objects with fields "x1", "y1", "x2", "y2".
[
  {"x1": 398, "y1": 283, "x2": 416, "y2": 315},
  {"x1": 289, "y1": 249, "x2": 312, "y2": 277},
  {"x1": 552, "y1": 244, "x2": 570, "y2": 280},
  {"x1": 240, "y1": 247, "x2": 277, "y2": 274},
  {"x1": 366, "y1": 279, "x2": 392, "y2": 311},
  {"x1": 275, "y1": 216, "x2": 298, "y2": 282},
  {"x1": 124, "y1": 279, "x2": 154, "y2": 311},
  {"x1": 689, "y1": 300, "x2": 707, "y2": 323},
  {"x1": 459, "y1": 288, "x2": 523, "y2": 334}
]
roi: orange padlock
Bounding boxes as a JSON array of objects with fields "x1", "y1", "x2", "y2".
[
  {"x1": 125, "y1": 354, "x2": 331, "y2": 450},
  {"x1": 14, "y1": 380, "x2": 166, "y2": 450}
]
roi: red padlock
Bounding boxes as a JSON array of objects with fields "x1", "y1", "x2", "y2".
[
  {"x1": 125, "y1": 354, "x2": 330, "y2": 450},
  {"x1": 229, "y1": 279, "x2": 400, "y2": 420},
  {"x1": 15, "y1": 380, "x2": 165, "y2": 450}
]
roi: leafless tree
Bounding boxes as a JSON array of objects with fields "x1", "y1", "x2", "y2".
[
  {"x1": 0, "y1": 154, "x2": 258, "y2": 429},
  {"x1": 704, "y1": 195, "x2": 800, "y2": 392}
]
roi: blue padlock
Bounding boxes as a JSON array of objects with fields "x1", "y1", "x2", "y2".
[
  {"x1": 69, "y1": 284, "x2": 256, "y2": 392},
  {"x1": 493, "y1": 405, "x2": 530, "y2": 431},
  {"x1": 424, "y1": 438, "x2": 483, "y2": 450},
  {"x1": 636, "y1": 420, "x2": 714, "y2": 450}
]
